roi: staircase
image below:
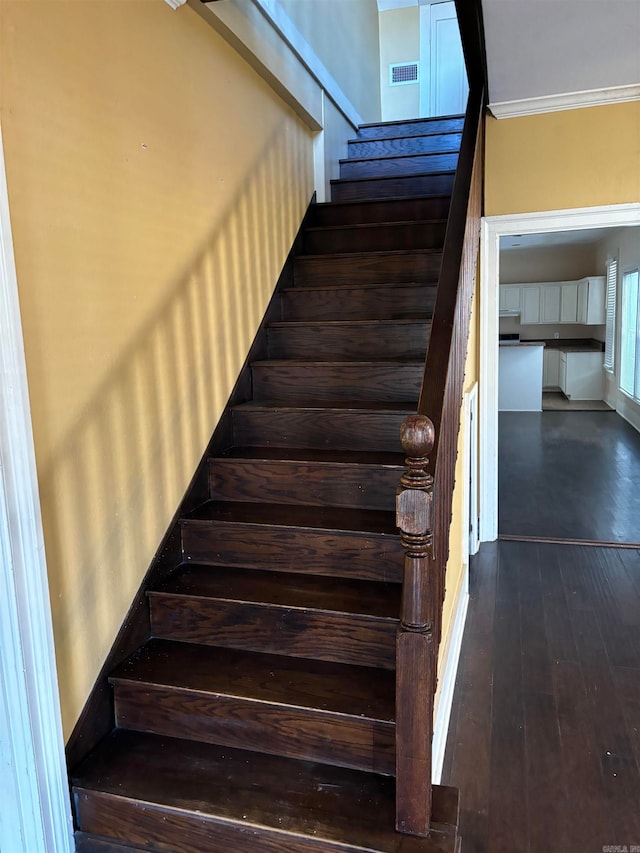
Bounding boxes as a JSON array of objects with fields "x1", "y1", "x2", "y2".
[{"x1": 71, "y1": 114, "x2": 466, "y2": 853}]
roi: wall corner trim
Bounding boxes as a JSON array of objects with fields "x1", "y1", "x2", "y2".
[
  {"x1": 489, "y1": 83, "x2": 640, "y2": 119},
  {"x1": 0, "y1": 125, "x2": 75, "y2": 853},
  {"x1": 432, "y1": 567, "x2": 469, "y2": 784},
  {"x1": 192, "y1": 0, "x2": 363, "y2": 131}
]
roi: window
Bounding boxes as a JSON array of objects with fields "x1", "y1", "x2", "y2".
[
  {"x1": 603, "y1": 256, "x2": 617, "y2": 372},
  {"x1": 620, "y1": 269, "x2": 640, "y2": 400}
]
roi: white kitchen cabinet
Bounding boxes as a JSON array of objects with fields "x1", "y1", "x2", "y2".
[
  {"x1": 541, "y1": 285, "x2": 561, "y2": 323},
  {"x1": 560, "y1": 282, "x2": 579, "y2": 323},
  {"x1": 521, "y1": 286, "x2": 541, "y2": 324},
  {"x1": 499, "y1": 285, "x2": 521, "y2": 313},
  {"x1": 559, "y1": 351, "x2": 603, "y2": 400},
  {"x1": 543, "y1": 349, "x2": 561, "y2": 388},
  {"x1": 577, "y1": 276, "x2": 606, "y2": 324},
  {"x1": 510, "y1": 276, "x2": 605, "y2": 326}
]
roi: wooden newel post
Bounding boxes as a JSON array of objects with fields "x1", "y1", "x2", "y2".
[{"x1": 395, "y1": 414, "x2": 435, "y2": 836}]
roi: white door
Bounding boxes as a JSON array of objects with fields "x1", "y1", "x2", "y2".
[{"x1": 419, "y1": 1, "x2": 468, "y2": 118}]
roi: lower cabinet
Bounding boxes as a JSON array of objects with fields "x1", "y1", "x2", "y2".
[
  {"x1": 543, "y1": 349, "x2": 560, "y2": 388},
  {"x1": 558, "y1": 351, "x2": 603, "y2": 400}
]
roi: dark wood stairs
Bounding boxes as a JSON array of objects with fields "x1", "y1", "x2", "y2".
[{"x1": 71, "y1": 114, "x2": 464, "y2": 853}]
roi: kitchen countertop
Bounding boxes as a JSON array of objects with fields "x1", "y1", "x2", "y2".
[
  {"x1": 530, "y1": 338, "x2": 604, "y2": 353},
  {"x1": 499, "y1": 341, "x2": 545, "y2": 347}
]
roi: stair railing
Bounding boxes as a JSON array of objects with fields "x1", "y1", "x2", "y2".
[{"x1": 394, "y1": 81, "x2": 485, "y2": 836}]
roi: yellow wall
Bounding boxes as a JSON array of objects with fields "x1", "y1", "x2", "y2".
[
  {"x1": 436, "y1": 282, "x2": 478, "y2": 693},
  {"x1": 279, "y1": 0, "x2": 381, "y2": 123},
  {"x1": 379, "y1": 6, "x2": 420, "y2": 123},
  {"x1": 1, "y1": 0, "x2": 313, "y2": 736},
  {"x1": 486, "y1": 102, "x2": 640, "y2": 215}
]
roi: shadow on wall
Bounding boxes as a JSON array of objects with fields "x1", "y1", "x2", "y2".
[{"x1": 38, "y1": 122, "x2": 312, "y2": 734}]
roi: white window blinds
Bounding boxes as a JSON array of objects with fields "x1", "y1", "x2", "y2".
[{"x1": 604, "y1": 256, "x2": 617, "y2": 372}]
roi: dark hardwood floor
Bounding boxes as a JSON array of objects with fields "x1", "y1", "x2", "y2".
[
  {"x1": 442, "y1": 540, "x2": 640, "y2": 853},
  {"x1": 499, "y1": 411, "x2": 640, "y2": 545}
]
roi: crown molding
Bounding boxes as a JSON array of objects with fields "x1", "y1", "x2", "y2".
[{"x1": 489, "y1": 83, "x2": 640, "y2": 119}]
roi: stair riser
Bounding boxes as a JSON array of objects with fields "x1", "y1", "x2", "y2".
[
  {"x1": 347, "y1": 133, "x2": 462, "y2": 159},
  {"x1": 181, "y1": 519, "x2": 403, "y2": 582},
  {"x1": 252, "y1": 363, "x2": 422, "y2": 403},
  {"x1": 267, "y1": 323, "x2": 430, "y2": 360},
  {"x1": 311, "y1": 196, "x2": 450, "y2": 227},
  {"x1": 232, "y1": 409, "x2": 411, "y2": 454},
  {"x1": 340, "y1": 153, "x2": 458, "y2": 180},
  {"x1": 209, "y1": 459, "x2": 402, "y2": 509},
  {"x1": 149, "y1": 594, "x2": 397, "y2": 668},
  {"x1": 294, "y1": 252, "x2": 441, "y2": 287},
  {"x1": 74, "y1": 790, "x2": 387, "y2": 853},
  {"x1": 356, "y1": 116, "x2": 464, "y2": 140},
  {"x1": 113, "y1": 682, "x2": 395, "y2": 775},
  {"x1": 280, "y1": 284, "x2": 437, "y2": 321},
  {"x1": 331, "y1": 172, "x2": 455, "y2": 202},
  {"x1": 302, "y1": 221, "x2": 446, "y2": 254}
]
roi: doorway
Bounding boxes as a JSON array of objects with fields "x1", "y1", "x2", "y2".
[
  {"x1": 479, "y1": 204, "x2": 640, "y2": 544},
  {"x1": 419, "y1": 1, "x2": 468, "y2": 118},
  {"x1": 379, "y1": 0, "x2": 467, "y2": 123}
]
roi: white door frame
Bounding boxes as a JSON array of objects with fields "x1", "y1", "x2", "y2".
[
  {"x1": 0, "y1": 123, "x2": 75, "y2": 852},
  {"x1": 479, "y1": 203, "x2": 640, "y2": 543},
  {"x1": 465, "y1": 383, "x2": 479, "y2": 557}
]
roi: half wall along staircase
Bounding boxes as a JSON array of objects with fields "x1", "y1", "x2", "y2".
[{"x1": 70, "y1": 107, "x2": 480, "y2": 853}]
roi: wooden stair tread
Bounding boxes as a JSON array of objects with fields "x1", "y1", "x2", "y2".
[
  {"x1": 297, "y1": 247, "x2": 442, "y2": 261},
  {"x1": 315, "y1": 193, "x2": 451, "y2": 208},
  {"x1": 184, "y1": 500, "x2": 398, "y2": 536},
  {"x1": 340, "y1": 150, "x2": 459, "y2": 167},
  {"x1": 310, "y1": 196, "x2": 451, "y2": 226},
  {"x1": 347, "y1": 130, "x2": 461, "y2": 146},
  {"x1": 359, "y1": 113, "x2": 464, "y2": 128},
  {"x1": 233, "y1": 400, "x2": 417, "y2": 412},
  {"x1": 111, "y1": 639, "x2": 395, "y2": 720},
  {"x1": 216, "y1": 445, "x2": 405, "y2": 465},
  {"x1": 73, "y1": 730, "x2": 459, "y2": 852},
  {"x1": 152, "y1": 564, "x2": 401, "y2": 618},
  {"x1": 252, "y1": 358, "x2": 425, "y2": 366},
  {"x1": 280, "y1": 281, "x2": 437, "y2": 293},
  {"x1": 304, "y1": 218, "x2": 447, "y2": 234},
  {"x1": 269, "y1": 318, "x2": 430, "y2": 327},
  {"x1": 331, "y1": 169, "x2": 455, "y2": 186}
]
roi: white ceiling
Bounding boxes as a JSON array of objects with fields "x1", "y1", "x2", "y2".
[
  {"x1": 482, "y1": 0, "x2": 640, "y2": 106},
  {"x1": 500, "y1": 227, "x2": 619, "y2": 252}
]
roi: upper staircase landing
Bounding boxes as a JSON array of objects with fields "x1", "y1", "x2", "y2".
[{"x1": 70, "y1": 112, "x2": 465, "y2": 853}]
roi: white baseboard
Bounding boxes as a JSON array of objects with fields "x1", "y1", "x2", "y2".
[
  {"x1": 431, "y1": 567, "x2": 469, "y2": 784},
  {"x1": 617, "y1": 391, "x2": 640, "y2": 435}
]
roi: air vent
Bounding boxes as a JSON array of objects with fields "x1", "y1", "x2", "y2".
[{"x1": 389, "y1": 62, "x2": 419, "y2": 86}]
